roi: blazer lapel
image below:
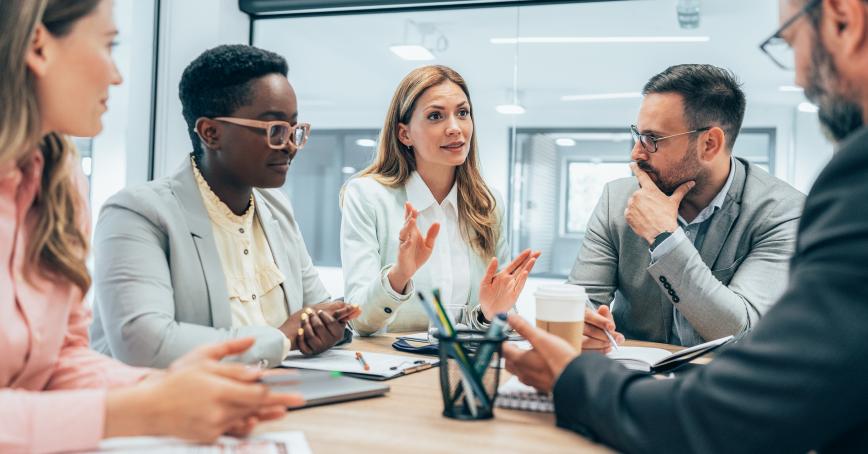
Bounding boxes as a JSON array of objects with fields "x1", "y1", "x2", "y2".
[
  {"x1": 698, "y1": 158, "x2": 746, "y2": 268},
  {"x1": 254, "y1": 191, "x2": 295, "y2": 314},
  {"x1": 170, "y1": 160, "x2": 232, "y2": 328}
]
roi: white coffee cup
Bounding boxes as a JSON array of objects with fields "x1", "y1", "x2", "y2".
[{"x1": 534, "y1": 284, "x2": 587, "y2": 353}]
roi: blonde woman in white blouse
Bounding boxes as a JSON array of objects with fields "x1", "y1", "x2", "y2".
[{"x1": 341, "y1": 65, "x2": 540, "y2": 335}]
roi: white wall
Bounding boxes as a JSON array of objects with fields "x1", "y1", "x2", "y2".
[
  {"x1": 89, "y1": 0, "x2": 156, "y2": 224},
  {"x1": 152, "y1": 0, "x2": 250, "y2": 178},
  {"x1": 791, "y1": 110, "x2": 835, "y2": 194}
]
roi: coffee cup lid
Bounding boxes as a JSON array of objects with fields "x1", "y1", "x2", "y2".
[{"x1": 534, "y1": 284, "x2": 587, "y2": 299}]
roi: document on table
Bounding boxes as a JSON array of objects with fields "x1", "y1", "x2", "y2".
[
  {"x1": 607, "y1": 346, "x2": 672, "y2": 371},
  {"x1": 281, "y1": 348, "x2": 438, "y2": 380},
  {"x1": 94, "y1": 431, "x2": 310, "y2": 453}
]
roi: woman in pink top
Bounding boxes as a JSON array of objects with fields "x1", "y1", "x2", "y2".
[{"x1": 0, "y1": 1, "x2": 302, "y2": 452}]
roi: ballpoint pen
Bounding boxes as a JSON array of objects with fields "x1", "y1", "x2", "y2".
[{"x1": 604, "y1": 301, "x2": 619, "y2": 352}]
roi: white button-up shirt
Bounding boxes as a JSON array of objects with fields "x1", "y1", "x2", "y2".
[{"x1": 403, "y1": 171, "x2": 472, "y2": 310}]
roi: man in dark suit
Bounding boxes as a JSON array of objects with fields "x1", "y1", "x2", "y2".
[{"x1": 502, "y1": 0, "x2": 868, "y2": 452}]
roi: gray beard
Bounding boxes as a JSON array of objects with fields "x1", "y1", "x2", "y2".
[{"x1": 805, "y1": 34, "x2": 864, "y2": 143}]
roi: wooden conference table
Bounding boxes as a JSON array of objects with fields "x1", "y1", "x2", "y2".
[{"x1": 257, "y1": 335, "x2": 687, "y2": 453}]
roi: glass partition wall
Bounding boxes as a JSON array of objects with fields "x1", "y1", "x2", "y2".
[{"x1": 254, "y1": 0, "x2": 807, "y2": 276}]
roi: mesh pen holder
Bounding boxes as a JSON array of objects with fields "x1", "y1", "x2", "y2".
[{"x1": 434, "y1": 329, "x2": 506, "y2": 420}]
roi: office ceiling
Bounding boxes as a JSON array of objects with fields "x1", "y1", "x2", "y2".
[{"x1": 254, "y1": 0, "x2": 804, "y2": 128}]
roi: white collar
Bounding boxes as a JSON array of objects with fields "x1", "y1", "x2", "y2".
[{"x1": 406, "y1": 171, "x2": 459, "y2": 214}]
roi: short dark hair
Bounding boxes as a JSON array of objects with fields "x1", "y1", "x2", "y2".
[
  {"x1": 642, "y1": 64, "x2": 746, "y2": 150},
  {"x1": 179, "y1": 44, "x2": 288, "y2": 159}
]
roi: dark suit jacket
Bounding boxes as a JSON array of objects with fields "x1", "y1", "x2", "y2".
[{"x1": 553, "y1": 127, "x2": 868, "y2": 453}]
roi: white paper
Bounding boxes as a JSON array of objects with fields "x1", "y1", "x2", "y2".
[
  {"x1": 281, "y1": 348, "x2": 437, "y2": 378},
  {"x1": 95, "y1": 431, "x2": 311, "y2": 453},
  {"x1": 607, "y1": 346, "x2": 672, "y2": 371}
]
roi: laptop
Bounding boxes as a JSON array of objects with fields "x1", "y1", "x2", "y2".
[{"x1": 262, "y1": 369, "x2": 389, "y2": 408}]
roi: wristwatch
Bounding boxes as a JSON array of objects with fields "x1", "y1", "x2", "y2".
[{"x1": 650, "y1": 231, "x2": 673, "y2": 252}]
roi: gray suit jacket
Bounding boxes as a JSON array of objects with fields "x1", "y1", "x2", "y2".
[
  {"x1": 89, "y1": 159, "x2": 330, "y2": 368},
  {"x1": 568, "y1": 157, "x2": 805, "y2": 344}
]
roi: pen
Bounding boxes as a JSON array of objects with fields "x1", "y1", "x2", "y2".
[
  {"x1": 355, "y1": 351, "x2": 370, "y2": 371},
  {"x1": 605, "y1": 301, "x2": 619, "y2": 352}
]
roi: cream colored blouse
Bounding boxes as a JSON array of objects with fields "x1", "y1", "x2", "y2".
[{"x1": 192, "y1": 160, "x2": 292, "y2": 356}]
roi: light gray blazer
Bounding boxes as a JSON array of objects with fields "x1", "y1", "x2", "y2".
[
  {"x1": 568, "y1": 157, "x2": 805, "y2": 344},
  {"x1": 340, "y1": 176, "x2": 510, "y2": 335},
  {"x1": 89, "y1": 159, "x2": 330, "y2": 368}
]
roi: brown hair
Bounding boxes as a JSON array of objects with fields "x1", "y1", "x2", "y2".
[
  {"x1": 355, "y1": 65, "x2": 499, "y2": 258},
  {"x1": 0, "y1": 0, "x2": 102, "y2": 294}
]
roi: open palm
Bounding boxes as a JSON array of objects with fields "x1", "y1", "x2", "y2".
[
  {"x1": 388, "y1": 202, "x2": 440, "y2": 292},
  {"x1": 478, "y1": 249, "x2": 541, "y2": 320}
]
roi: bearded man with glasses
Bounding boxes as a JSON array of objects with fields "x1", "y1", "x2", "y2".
[
  {"x1": 504, "y1": 1, "x2": 868, "y2": 452},
  {"x1": 568, "y1": 64, "x2": 804, "y2": 351}
]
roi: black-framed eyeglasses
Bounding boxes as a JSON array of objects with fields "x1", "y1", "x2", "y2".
[
  {"x1": 630, "y1": 124, "x2": 711, "y2": 154},
  {"x1": 759, "y1": 0, "x2": 821, "y2": 70}
]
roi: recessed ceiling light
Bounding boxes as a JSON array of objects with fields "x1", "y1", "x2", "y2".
[
  {"x1": 389, "y1": 45, "x2": 435, "y2": 61},
  {"x1": 355, "y1": 139, "x2": 376, "y2": 147},
  {"x1": 341, "y1": 166, "x2": 357, "y2": 174},
  {"x1": 496, "y1": 104, "x2": 526, "y2": 115},
  {"x1": 779, "y1": 85, "x2": 804, "y2": 92},
  {"x1": 798, "y1": 102, "x2": 819, "y2": 113},
  {"x1": 561, "y1": 92, "x2": 642, "y2": 102},
  {"x1": 490, "y1": 36, "x2": 710, "y2": 44},
  {"x1": 555, "y1": 138, "x2": 576, "y2": 147}
]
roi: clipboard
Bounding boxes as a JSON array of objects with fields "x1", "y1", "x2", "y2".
[{"x1": 281, "y1": 349, "x2": 438, "y2": 380}]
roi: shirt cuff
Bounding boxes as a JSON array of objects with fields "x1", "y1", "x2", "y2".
[
  {"x1": 379, "y1": 264, "x2": 415, "y2": 302},
  {"x1": 649, "y1": 227, "x2": 687, "y2": 264}
]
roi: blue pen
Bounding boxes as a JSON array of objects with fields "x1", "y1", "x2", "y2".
[
  {"x1": 472, "y1": 313, "x2": 508, "y2": 375},
  {"x1": 417, "y1": 291, "x2": 447, "y2": 335}
]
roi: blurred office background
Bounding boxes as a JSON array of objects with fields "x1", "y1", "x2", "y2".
[{"x1": 87, "y1": 0, "x2": 832, "y2": 314}]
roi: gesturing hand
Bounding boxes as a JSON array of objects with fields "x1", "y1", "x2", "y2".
[
  {"x1": 502, "y1": 315, "x2": 579, "y2": 394},
  {"x1": 478, "y1": 249, "x2": 541, "y2": 321},
  {"x1": 626, "y1": 162, "x2": 694, "y2": 244},
  {"x1": 387, "y1": 201, "x2": 440, "y2": 293}
]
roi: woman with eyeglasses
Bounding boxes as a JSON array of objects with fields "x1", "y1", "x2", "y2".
[
  {"x1": 341, "y1": 65, "x2": 540, "y2": 335},
  {"x1": 89, "y1": 44, "x2": 360, "y2": 369},
  {"x1": 0, "y1": 2, "x2": 302, "y2": 452}
]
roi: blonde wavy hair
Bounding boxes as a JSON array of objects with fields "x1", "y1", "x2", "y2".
[
  {"x1": 356, "y1": 65, "x2": 499, "y2": 258},
  {"x1": 0, "y1": 0, "x2": 101, "y2": 294}
]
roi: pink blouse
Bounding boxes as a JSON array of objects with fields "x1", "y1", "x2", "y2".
[{"x1": 0, "y1": 150, "x2": 149, "y2": 453}]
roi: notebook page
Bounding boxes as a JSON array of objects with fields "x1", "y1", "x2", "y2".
[
  {"x1": 607, "y1": 346, "x2": 672, "y2": 371},
  {"x1": 282, "y1": 349, "x2": 437, "y2": 378}
]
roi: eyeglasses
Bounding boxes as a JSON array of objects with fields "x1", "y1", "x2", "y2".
[
  {"x1": 208, "y1": 117, "x2": 311, "y2": 150},
  {"x1": 630, "y1": 124, "x2": 711, "y2": 154},
  {"x1": 759, "y1": 0, "x2": 821, "y2": 70}
]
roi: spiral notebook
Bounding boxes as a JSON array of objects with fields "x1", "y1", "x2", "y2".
[{"x1": 495, "y1": 376, "x2": 554, "y2": 413}]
